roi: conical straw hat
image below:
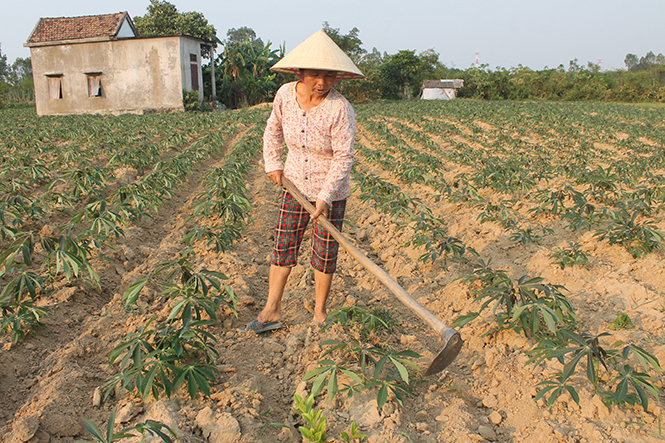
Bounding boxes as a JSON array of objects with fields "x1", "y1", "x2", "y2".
[{"x1": 271, "y1": 30, "x2": 364, "y2": 79}]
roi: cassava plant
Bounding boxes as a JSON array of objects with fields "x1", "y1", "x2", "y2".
[
  {"x1": 453, "y1": 262, "x2": 576, "y2": 337},
  {"x1": 594, "y1": 208, "x2": 665, "y2": 258},
  {"x1": 550, "y1": 242, "x2": 589, "y2": 269},
  {"x1": 303, "y1": 309, "x2": 421, "y2": 411},
  {"x1": 293, "y1": 394, "x2": 327, "y2": 443},
  {"x1": 104, "y1": 249, "x2": 236, "y2": 400},
  {"x1": 76, "y1": 409, "x2": 176, "y2": 443},
  {"x1": 527, "y1": 330, "x2": 662, "y2": 410}
]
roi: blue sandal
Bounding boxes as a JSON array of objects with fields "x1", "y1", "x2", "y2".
[
  {"x1": 238, "y1": 318, "x2": 284, "y2": 333},
  {"x1": 313, "y1": 320, "x2": 331, "y2": 330}
]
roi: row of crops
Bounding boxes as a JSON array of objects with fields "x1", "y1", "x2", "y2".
[
  {"x1": 354, "y1": 100, "x2": 665, "y2": 266},
  {"x1": 0, "y1": 106, "x2": 268, "y2": 399},
  {"x1": 356, "y1": 100, "x2": 665, "y2": 258},
  {"x1": 352, "y1": 100, "x2": 665, "y2": 410}
]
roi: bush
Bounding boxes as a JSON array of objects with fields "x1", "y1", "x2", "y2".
[{"x1": 183, "y1": 89, "x2": 201, "y2": 111}]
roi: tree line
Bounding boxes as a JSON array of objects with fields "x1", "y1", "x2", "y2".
[
  {"x1": 453, "y1": 55, "x2": 665, "y2": 102},
  {"x1": 2, "y1": 0, "x2": 664, "y2": 107},
  {"x1": 0, "y1": 44, "x2": 33, "y2": 105},
  {"x1": 204, "y1": 20, "x2": 665, "y2": 106},
  {"x1": 136, "y1": 1, "x2": 665, "y2": 107},
  {"x1": 276, "y1": 24, "x2": 665, "y2": 104}
]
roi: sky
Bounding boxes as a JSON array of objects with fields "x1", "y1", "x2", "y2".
[{"x1": 2, "y1": 0, "x2": 664, "y2": 71}]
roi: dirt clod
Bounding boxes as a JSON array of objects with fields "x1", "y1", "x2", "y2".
[
  {"x1": 13, "y1": 416, "x2": 39, "y2": 442},
  {"x1": 195, "y1": 407, "x2": 241, "y2": 443},
  {"x1": 478, "y1": 424, "x2": 498, "y2": 441},
  {"x1": 489, "y1": 411, "x2": 502, "y2": 425},
  {"x1": 41, "y1": 413, "x2": 81, "y2": 438}
]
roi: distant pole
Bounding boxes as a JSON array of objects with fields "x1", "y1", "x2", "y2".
[
  {"x1": 598, "y1": 59, "x2": 603, "y2": 71},
  {"x1": 210, "y1": 44, "x2": 217, "y2": 101},
  {"x1": 475, "y1": 52, "x2": 480, "y2": 68}
]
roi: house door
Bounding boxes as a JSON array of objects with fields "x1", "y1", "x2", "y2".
[{"x1": 190, "y1": 54, "x2": 199, "y2": 91}]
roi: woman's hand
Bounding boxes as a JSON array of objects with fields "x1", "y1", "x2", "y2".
[
  {"x1": 311, "y1": 199, "x2": 329, "y2": 220},
  {"x1": 267, "y1": 170, "x2": 283, "y2": 186}
]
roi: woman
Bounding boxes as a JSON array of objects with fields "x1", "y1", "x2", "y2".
[{"x1": 241, "y1": 30, "x2": 364, "y2": 333}]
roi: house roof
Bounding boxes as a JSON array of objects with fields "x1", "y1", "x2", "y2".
[
  {"x1": 26, "y1": 12, "x2": 135, "y2": 45},
  {"x1": 422, "y1": 79, "x2": 464, "y2": 89}
]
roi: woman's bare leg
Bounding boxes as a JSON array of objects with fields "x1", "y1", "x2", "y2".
[
  {"x1": 258, "y1": 265, "x2": 291, "y2": 323},
  {"x1": 313, "y1": 269, "x2": 333, "y2": 323}
]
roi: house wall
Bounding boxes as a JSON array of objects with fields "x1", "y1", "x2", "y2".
[
  {"x1": 30, "y1": 36, "x2": 201, "y2": 116},
  {"x1": 179, "y1": 38, "x2": 203, "y2": 99}
]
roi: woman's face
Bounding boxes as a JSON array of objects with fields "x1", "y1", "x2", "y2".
[{"x1": 301, "y1": 69, "x2": 338, "y2": 97}]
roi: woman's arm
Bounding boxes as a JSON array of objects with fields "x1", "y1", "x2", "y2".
[{"x1": 263, "y1": 89, "x2": 286, "y2": 175}]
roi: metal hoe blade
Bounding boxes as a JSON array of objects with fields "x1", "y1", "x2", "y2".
[{"x1": 424, "y1": 327, "x2": 463, "y2": 376}]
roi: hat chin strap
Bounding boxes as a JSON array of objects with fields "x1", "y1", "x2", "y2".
[
  {"x1": 332, "y1": 72, "x2": 351, "y2": 86},
  {"x1": 291, "y1": 69, "x2": 305, "y2": 82}
]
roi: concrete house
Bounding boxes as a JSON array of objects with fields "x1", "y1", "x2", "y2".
[
  {"x1": 25, "y1": 12, "x2": 211, "y2": 116},
  {"x1": 421, "y1": 79, "x2": 464, "y2": 100}
]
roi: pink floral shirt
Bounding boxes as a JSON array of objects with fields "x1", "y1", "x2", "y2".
[{"x1": 263, "y1": 81, "x2": 355, "y2": 204}]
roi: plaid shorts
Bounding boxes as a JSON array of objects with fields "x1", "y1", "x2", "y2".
[{"x1": 272, "y1": 189, "x2": 347, "y2": 274}]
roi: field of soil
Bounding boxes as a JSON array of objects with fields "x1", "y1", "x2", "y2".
[{"x1": 1, "y1": 101, "x2": 664, "y2": 443}]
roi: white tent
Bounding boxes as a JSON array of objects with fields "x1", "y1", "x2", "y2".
[
  {"x1": 421, "y1": 79, "x2": 464, "y2": 100},
  {"x1": 422, "y1": 88, "x2": 456, "y2": 100}
]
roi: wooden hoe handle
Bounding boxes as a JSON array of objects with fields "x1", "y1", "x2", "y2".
[{"x1": 280, "y1": 175, "x2": 451, "y2": 336}]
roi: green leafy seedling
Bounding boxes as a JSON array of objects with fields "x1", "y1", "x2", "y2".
[
  {"x1": 550, "y1": 242, "x2": 589, "y2": 269},
  {"x1": 75, "y1": 409, "x2": 175, "y2": 443},
  {"x1": 535, "y1": 372, "x2": 580, "y2": 408},
  {"x1": 602, "y1": 364, "x2": 662, "y2": 410},
  {"x1": 293, "y1": 394, "x2": 327, "y2": 443},
  {"x1": 608, "y1": 312, "x2": 632, "y2": 330},
  {"x1": 341, "y1": 421, "x2": 367, "y2": 442}
]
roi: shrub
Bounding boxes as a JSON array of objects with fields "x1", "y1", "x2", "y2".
[{"x1": 182, "y1": 89, "x2": 201, "y2": 111}]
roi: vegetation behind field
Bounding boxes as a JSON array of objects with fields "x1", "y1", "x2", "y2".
[{"x1": 321, "y1": 26, "x2": 665, "y2": 104}]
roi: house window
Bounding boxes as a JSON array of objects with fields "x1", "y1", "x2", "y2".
[
  {"x1": 86, "y1": 73, "x2": 103, "y2": 97},
  {"x1": 190, "y1": 54, "x2": 199, "y2": 91},
  {"x1": 46, "y1": 74, "x2": 63, "y2": 100}
]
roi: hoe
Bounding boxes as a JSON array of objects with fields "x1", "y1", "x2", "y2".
[{"x1": 275, "y1": 173, "x2": 463, "y2": 375}]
